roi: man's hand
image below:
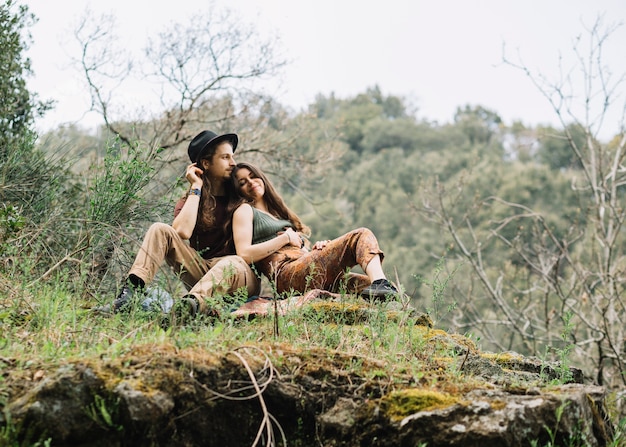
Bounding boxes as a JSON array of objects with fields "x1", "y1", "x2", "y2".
[{"x1": 185, "y1": 163, "x2": 204, "y2": 188}]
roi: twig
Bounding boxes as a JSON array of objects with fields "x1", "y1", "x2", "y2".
[{"x1": 459, "y1": 349, "x2": 470, "y2": 372}]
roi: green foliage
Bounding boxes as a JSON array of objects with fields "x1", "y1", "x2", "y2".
[
  {"x1": 535, "y1": 124, "x2": 586, "y2": 170},
  {"x1": 0, "y1": 204, "x2": 25, "y2": 245},
  {"x1": 0, "y1": 1, "x2": 51, "y2": 151},
  {"x1": 540, "y1": 312, "x2": 575, "y2": 385},
  {"x1": 0, "y1": 129, "x2": 168, "y2": 302},
  {"x1": 310, "y1": 86, "x2": 418, "y2": 155},
  {"x1": 88, "y1": 139, "x2": 157, "y2": 224},
  {"x1": 608, "y1": 417, "x2": 626, "y2": 447},
  {"x1": 0, "y1": 409, "x2": 52, "y2": 446},
  {"x1": 0, "y1": 132, "x2": 78, "y2": 282},
  {"x1": 0, "y1": 131, "x2": 71, "y2": 218},
  {"x1": 83, "y1": 137, "x2": 171, "y2": 293},
  {"x1": 454, "y1": 104, "x2": 503, "y2": 147}
]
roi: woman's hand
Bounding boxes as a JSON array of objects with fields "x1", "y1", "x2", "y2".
[
  {"x1": 283, "y1": 227, "x2": 302, "y2": 247},
  {"x1": 312, "y1": 239, "x2": 330, "y2": 250}
]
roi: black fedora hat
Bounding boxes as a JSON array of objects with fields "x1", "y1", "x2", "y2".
[{"x1": 188, "y1": 130, "x2": 238, "y2": 163}]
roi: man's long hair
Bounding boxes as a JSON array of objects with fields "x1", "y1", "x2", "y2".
[{"x1": 190, "y1": 148, "x2": 235, "y2": 230}]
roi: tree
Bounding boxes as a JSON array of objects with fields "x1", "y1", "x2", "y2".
[
  {"x1": 422, "y1": 18, "x2": 626, "y2": 389},
  {"x1": 0, "y1": 0, "x2": 64, "y2": 218},
  {"x1": 0, "y1": 2, "x2": 87, "y2": 292},
  {"x1": 309, "y1": 87, "x2": 420, "y2": 154},
  {"x1": 535, "y1": 124, "x2": 585, "y2": 170},
  {"x1": 71, "y1": 5, "x2": 287, "y2": 155},
  {"x1": 0, "y1": 0, "x2": 51, "y2": 150},
  {"x1": 454, "y1": 104, "x2": 502, "y2": 146}
]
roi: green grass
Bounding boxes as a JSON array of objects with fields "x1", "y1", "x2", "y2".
[
  {"x1": 1, "y1": 274, "x2": 624, "y2": 447},
  {"x1": 0, "y1": 277, "x2": 430, "y2": 374}
]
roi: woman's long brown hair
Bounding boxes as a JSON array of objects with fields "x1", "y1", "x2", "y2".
[{"x1": 222, "y1": 162, "x2": 311, "y2": 252}]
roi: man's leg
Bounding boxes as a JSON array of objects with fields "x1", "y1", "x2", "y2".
[
  {"x1": 129, "y1": 222, "x2": 206, "y2": 286},
  {"x1": 112, "y1": 222, "x2": 207, "y2": 313},
  {"x1": 185, "y1": 255, "x2": 260, "y2": 314}
]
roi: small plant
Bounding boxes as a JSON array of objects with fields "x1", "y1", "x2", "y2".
[
  {"x1": 85, "y1": 138, "x2": 167, "y2": 293},
  {"x1": 0, "y1": 204, "x2": 25, "y2": 244},
  {"x1": 1, "y1": 403, "x2": 52, "y2": 447},
  {"x1": 464, "y1": 331, "x2": 481, "y2": 347},
  {"x1": 608, "y1": 417, "x2": 626, "y2": 447},
  {"x1": 86, "y1": 394, "x2": 123, "y2": 432},
  {"x1": 539, "y1": 312, "x2": 575, "y2": 385},
  {"x1": 542, "y1": 401, "x2": 564, "y2": 447},
  {"x1": 416, "y1": 257, "x2": 461, "y2": 326},
  {"x1": 555, "y1": 311, "x2": 575, "y2": 383},
  {"x1": 533, "y1": 400, "x2": 592, "y2": 447},
  {"x1": 88, "y1": 140, "x2": 156, "y2": 223}
]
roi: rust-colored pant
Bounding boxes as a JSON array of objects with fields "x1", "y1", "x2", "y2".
[
  {"x1": 255, "y1": 227, "x2": 384, "y2": 296},
  {"x1": 128, "y1": 222, "x2": 260, "y2": 312}
]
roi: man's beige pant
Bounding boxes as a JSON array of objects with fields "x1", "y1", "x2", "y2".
[{"x1": 128, "y1": 222, "x2": 260, "y2": 313}]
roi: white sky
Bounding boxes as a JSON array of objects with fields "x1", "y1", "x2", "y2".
[{"x1": 25, "y1": 0, "x2": 626, "y2": 139}]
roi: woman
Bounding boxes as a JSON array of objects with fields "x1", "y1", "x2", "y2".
[{"x1": 229, "y1": 162, "x2": 398, "y2": 301}]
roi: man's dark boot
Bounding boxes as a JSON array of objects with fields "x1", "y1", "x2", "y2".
[
  {"x1": 112, "y1": 275, "x2": 146, "y2": 313},
  {"x1": 112, "y1": 285, "x2": 136, "y2": 313},
  {"x1": 92, "y1": 276, "x2": 144, "y2": 315}
]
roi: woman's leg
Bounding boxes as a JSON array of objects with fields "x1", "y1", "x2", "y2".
[
  {"x1": 364, "y1": 254, "x2": 385, "y2": 282},
  {"x1": 274, "y1": 228, "x2": 383, "y2": 294}
]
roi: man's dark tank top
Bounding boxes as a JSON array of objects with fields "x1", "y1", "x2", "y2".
[{"x1": 174, "y1": 195, "x2": 230, "y2": 259}]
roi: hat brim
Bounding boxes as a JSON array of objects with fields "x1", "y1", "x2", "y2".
[{"x1": 196, "y1": 133, "x2": 238, "y2": 161}]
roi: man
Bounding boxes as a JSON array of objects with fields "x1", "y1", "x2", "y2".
[{"x1": 97, "y1": 130, "x2": 260, "y2": 323}]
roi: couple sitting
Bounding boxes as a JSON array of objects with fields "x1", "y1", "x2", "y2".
[{"x1": 98, "y1": 130, "x2": 398, "y2": 321}]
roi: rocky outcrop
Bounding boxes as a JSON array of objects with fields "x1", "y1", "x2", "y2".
[{"x1": 1, "y1": 340, "x2": 613, "y2": 447}]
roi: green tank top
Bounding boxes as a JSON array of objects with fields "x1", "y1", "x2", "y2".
[{"x1": 251, "y1": 207, "x2": 294, "y2": 244}]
